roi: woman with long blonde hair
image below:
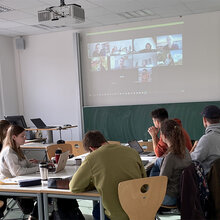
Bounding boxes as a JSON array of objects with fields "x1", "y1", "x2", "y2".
[
  {"x1": 160, "y1": 119, "x2": 192, "y2": 206},
  {"x1": 0, "y1": 125, "x2": 39, "y2": 220},
  {"x1": 0, "y1": 125, "x2": 38, "y2": 177}
]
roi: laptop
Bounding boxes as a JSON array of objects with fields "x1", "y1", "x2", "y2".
[
  {"x1": 128, "y1": 140, "x2": 156, "y2": 156},
  {"x1": 30, "y1": 118, "x2": 57, "y2": 129},
  {"x1": 50, "y1": 151, "x2": 69, "y2": 173}
]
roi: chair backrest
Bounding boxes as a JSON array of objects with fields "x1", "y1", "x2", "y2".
[
  {"x1": 118, "y1": 176, "x2": 168, "y2": 220},
  {"x1": 108, "y1": 141, "x2": 121, "y2": 145},
  {"x1": 179, "y1": 161, "x2": 208, "y2": 220},
  {"x1": 207, "y1": 158, "x2": 220, "y2": 220},
  {"x1": 47, "y1": 144, "x2": 72, "y2": 160},
  {"x1": 138, "y1": 141, "x2": 153, "y2": 152},
  {"x1": 65, "y1": 141, "x2": 88, "y2": 157}
]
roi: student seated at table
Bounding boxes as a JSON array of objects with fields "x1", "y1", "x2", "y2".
[
  {"x1": 190, "y1": 105, "x2": 220, "y2": 175},
  {"x1": 0, "y1": 125, "x2": 85, "y2": 220},
  {"x1": 0, "y1": 120, "x2": 10, "y2": 217},
  {"x1": 148, "y1": 108, "x2": 192, "y2": 157},
  {"x1": 148, "y1": 108, "x2": 192, "y2": 176},
  {"x1": 69, "y1": 130, "x2": 146, "y2": 220},
  {"x1": 159, "y1": 119, "x2": 191, "y2": 205},
  {"x1": 0, "y1": 125, "x2": 39, "y2": 220}
]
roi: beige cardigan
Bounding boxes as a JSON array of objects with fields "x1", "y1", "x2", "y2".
[{"x1": 0, "y1": 146, "x2": 38, "y2": 178}]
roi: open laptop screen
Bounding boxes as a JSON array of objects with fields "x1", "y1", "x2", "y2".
[
  {"x1": 128, "y1": 140, "x2": 144, "y2": 154},
  {"x1": 5, "y1": 115, "x2": 27, "y2": 128},
  {"x1": 31, "y1": 118, "x2": 46, "y2": 128}
]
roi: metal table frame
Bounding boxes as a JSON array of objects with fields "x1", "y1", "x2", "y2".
[{"x1": 43, "y1": 191, "x2": 104, "y2": 220}]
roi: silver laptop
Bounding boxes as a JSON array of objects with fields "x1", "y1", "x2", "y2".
[
  {"x1": 128, "y1": 140, "x2": 156, "y2": 156},
  {"x1": 51, "y1": 151, "x2": 69, "y2": 173}
]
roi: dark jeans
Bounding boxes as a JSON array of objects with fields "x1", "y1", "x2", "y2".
[
  {"x1": 16, "y1": 198, "x2": 38, "y2": 217},
  {"x1": 93, "y1": 203, "x2": 110, "y2": 220},
  {"x1": 162, "y1": 194, "x2": 177, "y2": 206}
]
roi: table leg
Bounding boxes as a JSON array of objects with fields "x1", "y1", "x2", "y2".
[
  {"x1": 47, "y1": 130, "x2": 53, "y2": 143},
  {"x1": 100, "y1": 197, "x2": 105, "y2": 220},
  {"x1": 37, "y1": 194, "x2": 43, "y2": 220},
  {"x1": 43, "y1": 193, "x2": 49, "y2": 220}
]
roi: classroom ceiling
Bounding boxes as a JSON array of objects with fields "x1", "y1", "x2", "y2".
[{"x1": 0, "y1": 0, "x2": 220, "y2": 37}]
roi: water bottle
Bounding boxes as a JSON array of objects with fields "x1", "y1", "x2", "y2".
[
  {"x1": 39, "y1": 162, "x2": 48, "y2": 181},
  {"x1": 55, "y1": 149, "x2": 62, "y2": 164}
]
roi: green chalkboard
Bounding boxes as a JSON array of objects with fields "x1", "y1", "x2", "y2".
[{"x1": 83, "y1": 101, "x2": 220, "y2": 143}]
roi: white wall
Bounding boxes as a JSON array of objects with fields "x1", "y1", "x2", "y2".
[
  {"x1": 14, "y1": 31, "x2": 82, "y2": 141},
  {"x1": 0, "y1": 36, "x2": 19, "y2": 118}
]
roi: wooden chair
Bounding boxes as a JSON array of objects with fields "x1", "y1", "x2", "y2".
[
  {"x1": 118, "y1": 176, "x2": 168, "y2": 220},
  {"x1": 46, "y1": 144, "x2": 72, "y2": 160},
  {"x1": 139, "y1": 141, "x2": 154, "y2": 152},
  {"x1": 207, "y1": 158, "x2": 220, "y2": 219},
  {"x1": 108, "y1": 141, "x2": 121, "y2": 145},
  {"x1": 65, "y1": 141, "x2": 88, "y2": 157}
]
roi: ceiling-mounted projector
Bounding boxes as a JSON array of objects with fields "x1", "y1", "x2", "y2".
[{"x1": 38, "y1": 0, "x2": 85, "y2": 25}]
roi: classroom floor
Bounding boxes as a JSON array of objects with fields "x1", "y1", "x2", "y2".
[{"x1": 3, "y1": 199, "x2": 180, "y2": 220}]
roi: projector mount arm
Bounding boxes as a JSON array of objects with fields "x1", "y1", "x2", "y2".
[{"x1": 60, "y1": 0, "x2": 66, "y2": 6}]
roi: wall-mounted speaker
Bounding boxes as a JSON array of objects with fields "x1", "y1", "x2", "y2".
[{"x1": 15, "y1": 37, "x2": 25, "y2": 50}]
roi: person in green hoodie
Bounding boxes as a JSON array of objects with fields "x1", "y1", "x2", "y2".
[{"x1": 69, "y1": 130, "x2": 146, "y2": 220}]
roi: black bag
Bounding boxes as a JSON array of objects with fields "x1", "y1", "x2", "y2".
[
  {"x1": 16, "y1": 198, "x2": 35, "y2": 215},
  {"x1": 48, "y1": 177, "x2": 71, "y2": 189},
  {"x1": 51, "y1": 198, "x2": 85, "y2": 220}
]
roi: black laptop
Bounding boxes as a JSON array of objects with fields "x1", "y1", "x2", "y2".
[
  {"x1": 128, "y1": 140, "x2": 156, "y2": 156},
  {"x1": 30, "y1": 118, "x2": 57, "y2": 129}
]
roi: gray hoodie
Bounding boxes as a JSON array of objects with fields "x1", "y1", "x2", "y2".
[{"x1": 191, "y1": 123, "x2": 220, "y2": 175}]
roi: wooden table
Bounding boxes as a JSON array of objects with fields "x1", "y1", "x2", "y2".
[
  {"x1": 0, "y1": 166, "x2": 104, "y2": 220},
  {"x1": 26, "y1": 125, "x2": 78, "y2": 143}
]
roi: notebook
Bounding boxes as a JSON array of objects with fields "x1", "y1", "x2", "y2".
[
  {"x1": 30, "y1": 118, "x2": 57, "y2": 129},
  {"x1": 128, "y1": 140, "x2": 156, "y2": 156},
  {"x1": 50, "y1": 151, "x2": 69, "y2": 173}
]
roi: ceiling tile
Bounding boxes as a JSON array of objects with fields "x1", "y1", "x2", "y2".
[
  {"x1": 0, "y1": 10, "x2": 33, "y2": 20},
  {"x1": 151, "y1": 4, "x2": 191, "y2": 16},
  {"x1": 0, "y1": 0, "x2": 46, "y2": 10},
  {"x1": 91, "y1": 0, "x2": 145, "y2": 13},
  {"x1": 85, "y1": 6, "x2": 112, "y2": 17},
  {"x1": 0, "y1": 28, "x2": 21, "y2": 36},
  {"x1": 135, "y1": 0, "x2": 182, "y2": 8},
  {"x1": 184, "y1": 1, "x2": 220, "y2": 12},
  {"x1": 91, "y1": 13, "x2": 128, "y2": 25},
  {"x1": 0, "y1": 20, "x2": 24, "y2": 28},
  {"x1": 16, "y1": 16, "x2": 39, "y2": 25},
  {"x1": 11, "y1": 24, "x2": 48, "y2": 35},
  {"x1": 19, "y1": 6, "x2": 49, "y2": 16}
]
